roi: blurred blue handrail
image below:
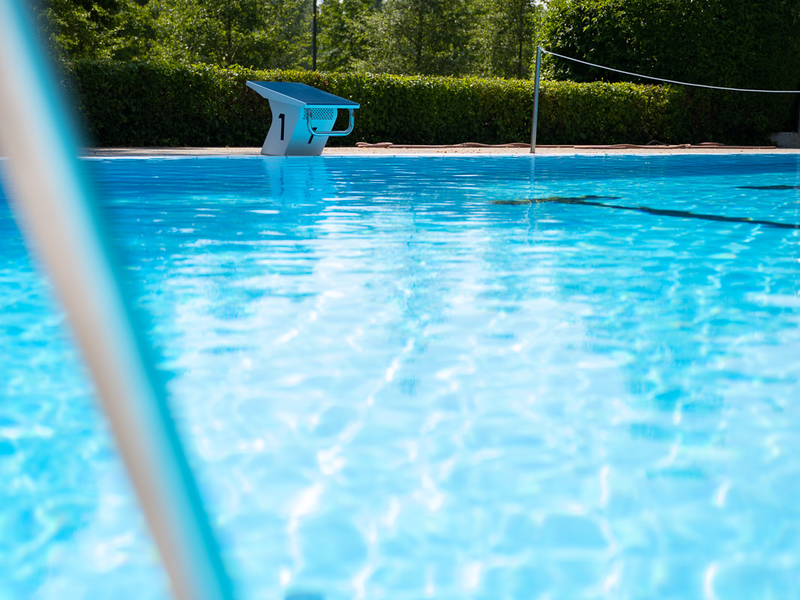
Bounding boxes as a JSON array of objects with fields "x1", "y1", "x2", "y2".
[{"x1": 0, "y1": 1, "x2": 235, "y2": 598}]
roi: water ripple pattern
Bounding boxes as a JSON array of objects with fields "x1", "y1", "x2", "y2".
[{"x1": 1, "y1": 154, "x2": 800, "y2": 600}]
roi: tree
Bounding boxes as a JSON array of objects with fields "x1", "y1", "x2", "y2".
[
  {"x1": 34, "y1": 0, "x2": 550, "y2": 80},
  {"x1": 473, "y1": 0, "x2": 539, "y2": 79},
  {"x1": 541, "y1": 0, "x2": 800, "y2": 90},
  {"x1": 148, "y1": 0, "x2": 311, "y2": 69},
  {"x1": 361, "y1": 0, "x2": 478, "y2": 76},
  {"x1": 318, "y1": 0, "x2": 377, "y2": 72},
  {"x1": 32, "y1": 0, "x2": 156, "y2": 61}
]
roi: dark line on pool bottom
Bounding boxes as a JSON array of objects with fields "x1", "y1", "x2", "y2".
[
  {"x1": 492, "y1": 195, "x2": 800, "y2": 230},
  {"x1": 738, "y1": 185, "x2": 800, "y2": 190}
]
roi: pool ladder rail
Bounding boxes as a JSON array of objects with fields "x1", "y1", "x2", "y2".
[{"x1": 0, "y1": 0, "x2": 234, "y2": 598}]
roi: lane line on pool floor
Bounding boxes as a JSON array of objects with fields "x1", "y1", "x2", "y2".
[{"x1": 492, "y1": 195, "x2": 800, "y2": 230}]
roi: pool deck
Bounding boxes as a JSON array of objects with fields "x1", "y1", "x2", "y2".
[{"x1": 85, "y1": 143, "x2": 800, "y2": 157}]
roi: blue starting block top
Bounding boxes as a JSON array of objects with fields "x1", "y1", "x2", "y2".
[{"x1": 246, "y1": 82, "x2": 360, "y2": 109}]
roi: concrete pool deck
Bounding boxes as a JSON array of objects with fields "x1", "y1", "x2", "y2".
[{"x1": 85, "y1": 143, "x2": 800, "y2": 157}]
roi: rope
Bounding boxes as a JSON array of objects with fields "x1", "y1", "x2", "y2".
[{"x1": 541, "y1": 49, "x2": 800, "y2": 94}]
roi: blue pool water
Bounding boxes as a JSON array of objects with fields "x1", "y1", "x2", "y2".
[{"x1": 2, "y1": 154, "x2": 800, "y2": 600}]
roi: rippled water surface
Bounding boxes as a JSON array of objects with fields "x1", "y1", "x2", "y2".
[{"x1": 2, "y1": 154, "x2": 800, "y2": 599}]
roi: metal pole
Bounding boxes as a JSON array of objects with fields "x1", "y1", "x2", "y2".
[
  {"x1": 530, "y1": 46, "x2": 542, "y2": 154},
  {"x1": 0, "y1": 1, "x2": 234, "y2": 599},
  {"x1": 312, "y1": 0, "x2": 318, "y2": 71}
]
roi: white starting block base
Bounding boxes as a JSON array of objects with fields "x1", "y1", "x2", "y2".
[
  {"x1": 247, "y1": 81, "x2": 360, "y2": 157},
  {"x1": 263, "y1": 100, "x2": 335, "y2": 156}
]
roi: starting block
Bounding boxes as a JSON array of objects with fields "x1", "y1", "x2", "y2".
[{"x1": 246, "y1": 81, "x2": 360, "y2": 156}]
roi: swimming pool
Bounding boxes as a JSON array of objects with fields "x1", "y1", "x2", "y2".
[{"x1": 2, "y1": 154, "x2": 799, "y2": 599}]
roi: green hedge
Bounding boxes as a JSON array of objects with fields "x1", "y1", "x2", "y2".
[
  {"x1": 63, "y1": 59, "x2": 779, "y2": 147},
  {"x1": 541, "y1": 0, "x2": 800, "y2": 140}
]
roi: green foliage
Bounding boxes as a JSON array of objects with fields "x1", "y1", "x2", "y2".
[
  {"x1": 148, "y1": 0, "x2": 310, "y2": 68},
  {"x1": 33, "y1": 0, "x2": 313, "y2": 69},
  {"x1": 33, "y1": 0, "x2": 156, "y2": 61},
  {"x1": 541, "y1": 80, "x2": 685, "y2": 144},
  {"x1": 318, "y1": 0, "x2": 376, "y2": 72},
  {"x1": 472, "y1": 0, "x2": 540, "y2": 79},
  {"x1": 357, "y1": 0, "x2": 478, "y2": 76},
  {"x1": 541, "y1": 0, "x2": 800, "y2": 140},
  {"x1": 543, "y1": 0, "x2": 800, "y2": 88},
  {"x1": 68, "y1": 59, "x2": 724, "y2": 147}
]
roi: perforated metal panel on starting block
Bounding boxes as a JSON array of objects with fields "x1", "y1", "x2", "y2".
[{"x1": 246, "y1": 81, "x2": 360, "y2": 156}]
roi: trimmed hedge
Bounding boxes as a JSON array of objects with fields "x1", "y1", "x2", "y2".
[
  {"x1": 541, "y1": 0, "x2": 800, "y2": 140},
  {"x1": 63, "y1": 60, "x2": 778, "y2": 147}
]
